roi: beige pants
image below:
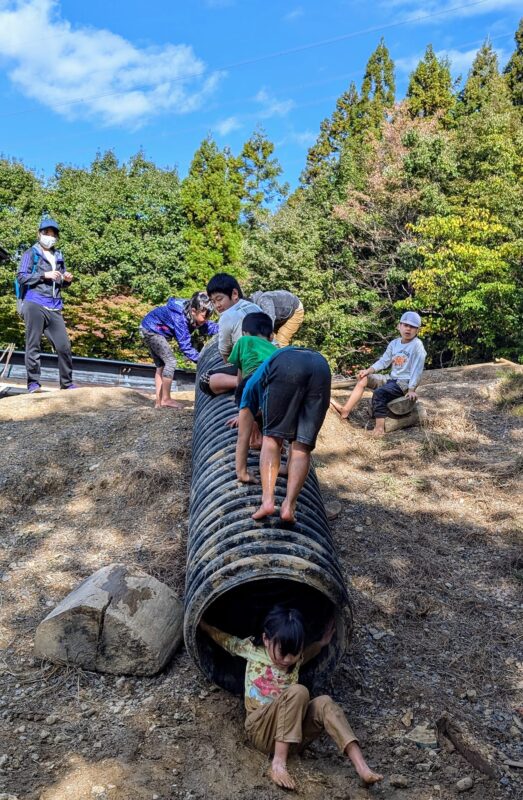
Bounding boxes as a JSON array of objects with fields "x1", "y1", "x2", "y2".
[
  {"x1": 274, "y1": 303, "x2": 305, "y2": 347},
  {"x1": 245, "y1": 684, "x2": 358, "y2": 755}
]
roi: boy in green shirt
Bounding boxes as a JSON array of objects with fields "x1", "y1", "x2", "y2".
[{"x1": 228, "y1": 312, "x2": 278, "y2": 407}]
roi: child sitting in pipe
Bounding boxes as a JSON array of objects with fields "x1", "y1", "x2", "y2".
[
  {"x1": 330, "y1": 311, "x2": 426, "y2": 436},
  {"x1": 236, "y1": 346, "x2": 331, "y2": 522},
  {"x1": 199, "y1": 605, "x2": 383, "y2": 791}
]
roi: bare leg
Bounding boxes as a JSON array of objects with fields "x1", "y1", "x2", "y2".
[
  {"x1": 209, "y1": 373, "x2": 238, "y2": 395},
  {"x1": 270, "y1": 741, "x2": 296, "y2": 791},
  {"x1": 345, "y1": 741, "x2": 383, "y2": 785},
  {"x1": 280, "y1": 442, "x2": 311, "y2": 523},
  {"x1": 160, "y1": 375, "x2": 181, "y2": 408},
  {"x1": 330, "y1": 376, "x2": 368, "y2": 419},
  {"x1": 154, "y1": 367, "x2": 163, "y2": 408},
  {"x1": 236, "y1": 408, "x2": 257, "y2": 484},
  {"x1": 252, "y1": 435, "x2": 283, "y2": 520},
  {"x1": 372, "y1": 418, "x2": 386, "y2": 437}
]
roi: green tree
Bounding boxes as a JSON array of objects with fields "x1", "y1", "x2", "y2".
[
  {"x1": 407, "y1": 44, "x2": 454, "y2": 118},
  {"x1": 302, "y1": 83, "x2": 359, "y2": 184},
  {"x1": 459, "y1": 40, "x2": 500, "y2": 114},
  {"x1": 357, "y1": 39, "x2": 396, "y2": 135},
  {"x1": 504, "y1": 17, "x2": 523, "y2": 107},
  {"x1": 181, "y1": 137, "x2": 244, "y2": 290},
  {"x1": 239, "y1": 127, "x2": 288, "y2": 228}
]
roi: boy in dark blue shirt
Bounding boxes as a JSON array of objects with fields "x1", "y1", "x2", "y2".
[{"x1": 140, "y1": 292, "x2": 218, "y2": 408}]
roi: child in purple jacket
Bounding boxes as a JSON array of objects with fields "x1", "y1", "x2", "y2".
[{"x1": 140, "y1": 292, "x2": 218, "y2": 409}]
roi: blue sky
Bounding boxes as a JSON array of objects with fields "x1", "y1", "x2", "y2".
[{"x1": 0, "y1": 0, "x2": 521, "y2": 188}]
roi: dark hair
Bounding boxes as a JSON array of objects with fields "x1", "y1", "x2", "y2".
[
  {"x1": 259, "y1": 605, "x2": 305, "y2": 658},
  {"x1": 189, "y1": 291, "x2": 213, "y2": 315},
  {"x1": 206, "y1": 273, "x2": 243, "y2": 299},
  {"x1": 242, "y1": 312, "x2": 273, "y2": 339}
]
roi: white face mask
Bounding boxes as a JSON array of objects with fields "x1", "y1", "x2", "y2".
[{"x1": 39, "y1": 233, "x2": 57, "y2": 249}]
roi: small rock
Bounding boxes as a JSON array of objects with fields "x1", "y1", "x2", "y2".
[
  {"x1": 390, "y1": 774, "x2": 409, "y2": 788},
  {"x1": 89, "y1": 464, "x2": 100, "y2": 471},
  {"x1": 39, "y1": 730, "x2": 50, "y2": 740},
  {"x1": 354, "y1": 526, "x2": 364, "y2": 533},
  {"x1": 0, "y1": 754, "x2": 8, "y2": 768},
  {"x1": 91, "y1": 787, "x2": 106, "y2": 797},
  {"x1": 465, "y1": 689, "x2": 477, "y2": 700},
  {"x1": 45, "y1": 714, "x2": 59, "y2": 725},
  {"x1": 325, "y1": 500, "x2": 342, "y2": 521},
  {"x1": 401, "y1": 710, "x2": 413, "y2": 728},
  {"x1": 456, "y1": 776, "x2": 474, "y2": 791},
  {"x1": 404, "y1": 723, "x2": 438, "y2": 749}
]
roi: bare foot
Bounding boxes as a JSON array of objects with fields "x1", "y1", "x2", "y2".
[
  {"x1": 359, "y1": 767, "x2": 383, "y2": 785},
  {"x1": 346, "y1": 742, "x2": 383, "y2": 785},
  {"x1": 371, "y1": 427, "x2": 385, "y2": 437},
  {"x1": 154, "y1": 402, "x2": 162, "y2": 409},
  {"x1": 280, "y1": 499, "x2": 296, "y2": 524},
  {"x1": 330, "y1": 398, "x2": 349, "y2": 419},
  {"x1": 160, "y1": 399, "x2": 181, "y2": 409},
  {"x1": 252, "y1": 501, "x2": 275, "y2": 520},
  {"x1": 269, "y1": 760, "x2": 296, "y2": 791},
  {"x1": 237, "y1": 471, "x2": 258, "y2": 484}
]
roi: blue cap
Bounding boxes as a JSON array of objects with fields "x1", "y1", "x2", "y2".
[
  {"x1": 400, "y1": 311, "x2": 422, "y2": 328},
  {"x1": 39, "y1": 216, "x2": 59, "y2": 233}
]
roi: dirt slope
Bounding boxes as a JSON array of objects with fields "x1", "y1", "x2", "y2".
[{"x1": 0, "y1": 369, "x2": 521, "y2": 800}]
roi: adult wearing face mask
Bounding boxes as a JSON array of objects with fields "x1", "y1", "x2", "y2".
[{"x1": 17, "y1": 217, "x2": 76, "y2": 392}]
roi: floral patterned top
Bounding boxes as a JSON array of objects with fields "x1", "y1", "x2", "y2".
[{"x1": 210, "y1": 628, "x2": 302, "y2": 713}]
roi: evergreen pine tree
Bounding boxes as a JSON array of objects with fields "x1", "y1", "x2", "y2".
[
  {"x1": 357, "y1": 39, "x2": 395, "y2": 134},
  {"x1": 181, "y1": 137, "x2": 244, "y2": 288},
  {"x1": 459, "y1": 40, "x2": 500, "y2": 113},
  {"x1": 504, "y1": 17, "x2": 523, "y2": 107},
  {"x1": 302, "y1": 83, "x2": 359, "y2": 184},
  {"x1": 239, "y1": 127, "x2": 288, "y2": 228},
  {"x1": 406, "y1": 44, "x2": 454, "y2": 118}
]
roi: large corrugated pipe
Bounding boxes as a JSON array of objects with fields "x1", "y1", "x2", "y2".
[{"x1": 184, "y1": 339, "x2": 352, "y2": 694}]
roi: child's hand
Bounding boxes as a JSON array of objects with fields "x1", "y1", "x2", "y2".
[
  {"x1": 226, "y1": 415, "x2": 240, "y2": 428},
  {"x1": 406, "y1": 390, "x2": 417, "y2": 401},
  {"x1": 358, "y1": 368, "x2": 371, "y2": 379},
  {"x1": 319, "y1": 617, "x2": 336, "y2": 647},
  {"x1": 237, "y1": 470, "x2": 258, "y2": 484}
]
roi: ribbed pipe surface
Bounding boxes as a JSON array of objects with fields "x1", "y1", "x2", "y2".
[{"x1": 184, "y1": 339, "x2": 352, "y2": 694}]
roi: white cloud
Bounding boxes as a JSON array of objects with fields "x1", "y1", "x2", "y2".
[
  {"x1": 286, "y1": 130, "x2": 316, "y2": 147},
  {"x1": 215, "y1": 116, "x2": 242, "y2": 135},
  {"x1": 0, "y1": 0, "x2": 222, "y2": 127},
  {"x1": 381, "y1": 0, "x2": 523, "y2": 22},
  {"x1": 255, "y1": 88, "x2": 295, "y2": 118},
  {"x1": 283, "y1": 7, "x2": 304, "y2": 22}
]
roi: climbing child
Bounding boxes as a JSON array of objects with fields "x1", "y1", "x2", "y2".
[
  {"x1": 228, "y1": 312, "x2": 278, "y2": 406},
  {"x1": 140, "y1": 292, "x2": 217, "y2": 409},
  {"x1": 331, "y1": 311, "x2": 426, "y2": 436},
  {"x1": 199, "y1": 606, "x2": 383, "y2": 791},
  {"x1": 249, "y1": 289, "x2": 304, "y2": 347},
  {"x1": 200, "y1": 273, "x2": 262, "y2": 397}
]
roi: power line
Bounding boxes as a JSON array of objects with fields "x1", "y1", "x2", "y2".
[{"x1": 0, "y1": 0, "x2": 498, "y2": 121}]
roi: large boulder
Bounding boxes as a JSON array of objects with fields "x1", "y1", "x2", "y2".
[
  {"x1": 384, "y1": 401, "x2": 427, "y2": 433},
  {"x1": 34, "y1": 564, "x2": 183, "y2": 675}
]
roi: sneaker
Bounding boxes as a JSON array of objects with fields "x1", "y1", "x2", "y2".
[
  {"x1": 61, "y1": 383, "x2": 79, "y2": 390},
  {"x1": 27, "y1": 382, "x2": 41, "y2": 393}
]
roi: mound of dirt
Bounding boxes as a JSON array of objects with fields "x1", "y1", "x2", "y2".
[{"x1": 0, "y1": 370, "x2": 522, "y2": 800}]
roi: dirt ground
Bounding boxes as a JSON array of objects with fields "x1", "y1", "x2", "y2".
[{"x1": 0, "y1": 365, "x2": 521, "y2": 800}]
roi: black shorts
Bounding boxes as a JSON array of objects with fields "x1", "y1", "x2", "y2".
[
  {"x1": 199, "y1": 364, "x2": 238, "y2": 397},
  {"x1": 261, "y1": 349, "x2": 331, "y2": 449}
]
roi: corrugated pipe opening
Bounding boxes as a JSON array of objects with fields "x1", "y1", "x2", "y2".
[{"x1": 185, "y1": 338, "x2": 352, "y2": 694}]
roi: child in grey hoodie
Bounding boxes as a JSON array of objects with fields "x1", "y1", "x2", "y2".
[{"x1": 331, "y1": 312, "x2": 426, "y2": 436}]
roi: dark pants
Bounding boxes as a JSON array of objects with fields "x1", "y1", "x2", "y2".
[
  {"x1": 372, "y1": 379, "x2": 405, "y2": 418},
  {"x1": 23, "y1": 302, "x2": 73, "y2": 388}
]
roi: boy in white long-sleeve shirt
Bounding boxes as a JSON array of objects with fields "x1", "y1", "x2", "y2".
[{"x1": 331, "y1": 311, "x2": 426, "y2": 436}]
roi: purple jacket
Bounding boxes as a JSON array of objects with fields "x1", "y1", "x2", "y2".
[
  {"x1": 17, "y1": 245, "x2": 68, "y2": 311},
  {"x1": 140, "y1": 298, "x2": 219, "y2": 363}
]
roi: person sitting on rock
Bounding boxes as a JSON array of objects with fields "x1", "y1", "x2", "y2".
[
  {"x1": 249, "y1": 289, "x2": 304, "y2": 347},
  {"x1": 199, "y1": 606, "x2": 383, "y2": 791},
  {"x1": 330, "y1": 311, "x2": 426, "y2": 437},
  {"x1": 140, "y1": 292, "x2": 217, "y2": 409}
]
